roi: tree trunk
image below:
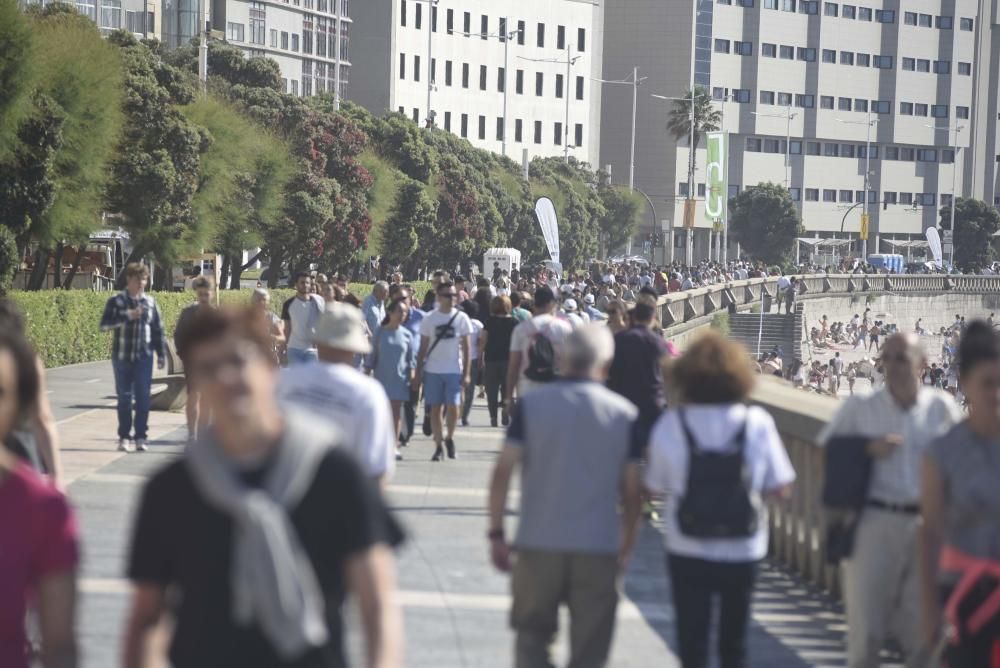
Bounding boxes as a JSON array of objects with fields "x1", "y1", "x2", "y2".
[
  {"x1": 51, "y1": 243, "x2": 65, "y2": 290},
  {"x1": 62, "y1": 244, "x2": 85, "y2": 289},
  {"x1": 219, "y1": 254, "x2": 232, "y2": 291},
  {"x1": 27, "y1": 248, "x2": 52, "y2": 291},
  {"x1": 241, "y1": 250, "x2": 263, "y2": 271},
  {"x1": 229, "y1": 257, "x2": 244, "y2": 290},
  {"x1": 266, "y1": 251, "x2": 282, "y2": 288},
  {"x1": 151, "y1": 263, "x2": 169, "y2": 291}
]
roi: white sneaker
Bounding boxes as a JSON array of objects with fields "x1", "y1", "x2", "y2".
[
  {"x1": 135, "y1": 439, "x2": 149, "y2": 452},
  {"x1": 117, "y1": 439, "x2": 133, "y2": 453}
]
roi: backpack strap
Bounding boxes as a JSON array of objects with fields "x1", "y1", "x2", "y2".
[{"x1": 678, "y1": 407, "x2": 748, "y2": 455}]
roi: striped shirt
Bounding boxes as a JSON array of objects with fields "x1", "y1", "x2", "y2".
[{"x1": 100, "y1": 291, "x2": 166, "y2": 362}]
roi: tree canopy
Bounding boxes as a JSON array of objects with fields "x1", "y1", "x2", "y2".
[
  {"x1": 728, "y1": 182, "x2": 804, "y2": 264},
  {"x1": 941, "y1": 197, "x2": 999, "y2": 270}
]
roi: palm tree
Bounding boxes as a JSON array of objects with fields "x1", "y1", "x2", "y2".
[{"x1": 666, "y1": 86, "x2": 723, "y2": 197}]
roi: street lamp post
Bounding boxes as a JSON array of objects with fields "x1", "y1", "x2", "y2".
[
  {"x1": 750, "y1": 106, "x2": 798, "y2": 188},
  {"x1": 461, "y1": 25, "x2": 522, "y2": 155},
  {"x1": 408, "y1": 0, "x2": 439, "y2": 128},
  {"x1": 518, "y1": 46, "x2": 582, "y2": 163},
  {"x1": 837, "y1": 110, "x2": 879, "y2": 258},
  {"x1": 926, "y1": 122, "x2": 965, "y2": 268}
]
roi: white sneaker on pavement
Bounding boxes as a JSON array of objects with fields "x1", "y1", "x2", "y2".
[
  {"x1": 135, "y1": 439, "x2": 148, "y2": 452},
  {"x1": 118, "y1": 439, "x2": 133, "y2": 453}
]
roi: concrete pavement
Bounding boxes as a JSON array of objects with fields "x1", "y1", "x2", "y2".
[{"x1": 50, "y1": 363, "x2": 857, "y2": 667}]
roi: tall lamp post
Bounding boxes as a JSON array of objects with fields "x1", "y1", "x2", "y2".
[
  {"x1": 926, "y1": 122, "x2": 965, "y2": 268},
  {"x1": 458, "y1": 24, "x2": 523, "y2": 155},
  {"x1": 408, "y1": 0, "x2": 439, "y2": 128},
  {"x1": 519, "y1": 46, "x2": 582, "y2": 162},
  {"x1": 837, "y1": 109, "x2": 879, "y2": 258}
]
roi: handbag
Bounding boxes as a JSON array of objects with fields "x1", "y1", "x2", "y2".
[{"x1": 822, "y1": 436, "x2": 872, "y2": 563}]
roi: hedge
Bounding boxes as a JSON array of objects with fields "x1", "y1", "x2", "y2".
[{"x1": 9, "y1": 281, "x2": 431, "y2": 368}]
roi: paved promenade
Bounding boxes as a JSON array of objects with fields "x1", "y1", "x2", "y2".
[{"x1": 58, "y1": 362, "x2": 857, "y2": 667}]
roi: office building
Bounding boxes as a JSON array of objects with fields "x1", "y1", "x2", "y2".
[
  {"x1": 602, "y1": 0, "x2": 991, "y2": 263},
  {"x1": 349, "y1": 0, "x2": 605, "y2": 164},
  {"x1": 19, "y1": 0, "x2": 158, "y2": 37}
]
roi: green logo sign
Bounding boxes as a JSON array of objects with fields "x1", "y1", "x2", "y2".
[{"x1": 704, "y1": 132, "x2": 728, "y2": 225}]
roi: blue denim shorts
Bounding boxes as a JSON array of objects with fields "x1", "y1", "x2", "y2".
[{"x1": 423, "y1": 372, "x2": 462, "y2": 406}]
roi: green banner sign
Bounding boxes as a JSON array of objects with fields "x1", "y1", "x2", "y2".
[{"x1": 704, "y1": 131, "x2": 728, "y2": 226}]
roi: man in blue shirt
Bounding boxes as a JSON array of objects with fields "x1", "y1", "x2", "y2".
[
  {"x1": 362, "y1": 281, "x2": 389, "y2": 336},
  {"x1": 390, "y1": 284, "x2": 424, "y2": 445},
  {"x1": 99, "y1": 262, "x2": 166, "y2": 452}
]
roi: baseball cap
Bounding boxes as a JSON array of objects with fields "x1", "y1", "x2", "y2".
[
  {"x1": 312, "y1": 303, "x2": 371, "y2": 354},
  {"x1": 563, "y1": 298, "x2": 578, "y2": 312}
]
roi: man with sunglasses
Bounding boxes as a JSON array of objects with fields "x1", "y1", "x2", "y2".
[
  {"x1": 413, "y1": 282, "x2": 473, "y2": 461},
  {"x1": 820, "y1": 333, "x2": 961, "y2": 668}
]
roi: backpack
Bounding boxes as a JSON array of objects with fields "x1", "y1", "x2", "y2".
[
  {"x1": 676, "y1": 410, "x2": 760, "y2": 539},
  {"x1": 524, "y1": 326, "x2": 557, "y2": 383}
]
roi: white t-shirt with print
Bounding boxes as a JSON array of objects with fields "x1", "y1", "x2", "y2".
[
  {"x1": 419, "y1": 308, "x2": 474, "y2": 374},
  {"x1": 644, "y1": 404, "x2": 795, "y2": 562},
  {"x1": 276, "y1": 361, "x2": 395, "y2": 479}
]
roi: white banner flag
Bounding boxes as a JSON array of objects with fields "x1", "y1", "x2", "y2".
[
  {"x1": 534, "y1": 197, "x2": 560, "y2": 263},
  {"x1": 925, "y1": 227, "x2": 943, "y2": 267}
]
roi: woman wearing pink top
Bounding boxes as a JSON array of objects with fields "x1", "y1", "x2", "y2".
[{"x1": 0, "y1": 331, "x2": 79, "y2": 668}]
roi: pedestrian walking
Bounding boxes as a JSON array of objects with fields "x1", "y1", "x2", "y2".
[
  {"x1": 480, "y1": 296, "x2": 517, "y2": 427},
  {"x1": 174, "y1": 276, "x2": 215, "y2": 443},
  {"x1": 281, "y1": 272, "x2": 325, "y2": 366},
  {"x1": 277, "y1": 304, "x2": 396, "y2": 484},
  {"x1": 505, "y1": 286, "x2": 574, "y2": 407},
  {"x1": 413, "y1": 281, "x2": 473, "y2": 461},
  {"x1": 124, "y1": 307, "x2": 403, "y2": 668},
  {"x1": 367, "y1": 300, "x2": 416, "y2": 461},
  {"x1": 821, "y1": 332, "x2": 962, "y2": 668},
  {"x1": 392, "y1": 285, "x2": 424, "y2": 447},
  {"x1": 607, "y1": 295, "x2": 672, "y2": 455},
  {"x1": 460, "y1": 301, "x2": 484, "y2": 427},
  {"x1": 0, "y1": 330, "x2": 79, "y2": 668},
  {"x1": 488, "y1": 324, "x2": 643, "y2": 668},
  {"x1": 99, "y1": 262, "x2": 166, "y2": 453},
  {"x1": 644, "y1": 331, "x2": 795, "y2": 668},
  {"x1": 250, "y1": 287, "x2": 286, "y2": 365},
  {"x1": 362, "y1": 281, "x2": 389, "y2": 339},
  {"x1": 831, "y1": 352, "x2": 845, "y2": 394},
  {"x1": 920, "y1": 321, "x2": 1000, "y2": 665}
]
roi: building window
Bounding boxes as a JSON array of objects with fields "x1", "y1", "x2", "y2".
[
  {"x1": 915, "y1": 103, "x2": 928, "y2": 116},
  {"x1": 917, "y1": 148, "x2": 938, "y2": 162},
  {"x1": 516, "y1": 70, "x2": 524, "y2": 94},
  {"x1": 900, "y1": 102, "x2": 913, "y2": 115},
  {"x1": 270, "y1": 28, "x2": 278, "y2": 46},
  {"x1": 957, "y1": 106, "x2": 969, "y2": 119},
  {"x1": 958, "y1": 62, "x2": 972, "y2": 75},
  {"x1": 943, "y1": 149, "x2": 955, "y2": 163},
  {"x1": 840, "y1": 51, "x2": 854, "y2": 65},
  {"x1": 875, "y1": 9, "x2": 894, "y2": 23},
  {"x1": 444, "y1": 111, "x2": 451, "y2": 131},
  {"x1": 797, "y1": 47, "x2": 816, "y2": 62},
  {"x1": 713, "y1": 87, "x2": 726, "y2": 100},
  {"x1": 478, "y1": 115, "x2": 486, "y2": 139},
  {"x1": 291, "y1": 34, "x2": 299, "y2": 51},
  {"x1": 936, "y1": 16, "x2": 953, "y2": 29},
  {"x1": 400, "y1": 0, "x2": 406, "y2": 26},
  {"x1": 498, "y1": 67, "x2": 505, "y2": 92},
  {"x1": 515, "y1": 119, "x2": 523, "y2": 142},
  {"x1": 839, "y1": 189, "x2": 852, "y2": 202},
  {"x1": 900, "y1": 147, "x2": 915, "y2": 160},
  {"x1": 782, "y1": 0, "x2": 795, "y2": 11},
  {"x1": 931, "y1": 104, "x2": 949, "y2": 118},
  {"x1": 824, "y1": 2, "x2": 837, "y2": 16},
  {"x1": 763, "y1": 138, "x2": 781, "y2": 153},
  {"x1": 919, "y1": 13, "x2": 932, "y2": 27},
  {"x1": 746, "y1": 137, "x2": 762, "y2": 151},
  {"x1": 575, "y1": 123, "x2": 583, "y2": 147},
  {"x1": 414, "y1": 2, "x2": 421, "y2": 29},
  {"x1": 412, "y1": 108, "x2": 419, "y2": 123},
  {"x1": 822, "y1": 49, "x2": 836, "y2": 63},
  {"x1": 100, "y1": 0, "x2": 122, "y2": 30},
  {"x1": 557, "y1": 25, "x2": 565, "y2": 49},
  {"x1": 517, "y1": 21, "x2": 525, "y2": 44},
  {"x1": 838, "y1": 97, "x2": 851, "y2": 111},
  {"x1": 431, "y1": 5, "x2": 437, "y2": 31},
  {"x1": 777, "y1": 92, "x2": 793, "y2": 106},
  {"x1": 921, "y1": 193, "x2": 936, "y2": 206},
  {"x1": 576, "y1": 76, "x2": 584, "y2": 100},
  {"x1": 678, "y1": 182, "x2": 690, "y2": 196},
  {"x1": 825, "y1": 143, "x2": 840, "y2": 157},
  {"x1": 496, "y1": 117, "x2": 504, "y2": 141},
  {"x1": 884, "y1": 146, "x2": 898, "y2": 160},
  {"x1": 917, "y1": 59, "x2": 930, "y2": 72},
  {"x1": 899, "y1": 192, "x2": 913, "y2": 205},
  {"x1": 714, "y1": 39, "x2": 731, "y2": 54},
  {"x1": 554, "y1": 122, "x2": 562, "y2": 145},
  {"x1": 960, "y1": 17, "x2": 974, "y2": 30},
  {"x1": 479, "y1": 65, "x2": 486, "y2": 90},
  {"x1": 228, "y1": 22, "x2": 245, "y2": 42},
  {"x1": 807, "y1": 142, "x2": 821, "y2": 155},
  {"x1": 447, "y1": 8, "x2": 454, "y2": 34},
  {"x1": 856, "y1": 53, "x2": 870, "y2": 67},
  {"x1": 883, "y1": 192, "x2": 897, "y2": 204},
  {"x1": 462, "y1": 63, "x2": 469, "y2": 88},
  {"x1": 445, "y1": 61, "x2": 453, "y2": 86},
  {"x1": 481, "y1": 14, "x2": 488, "y2": 39},
  {"x1": 789, "y1": 188, "x2": 801, "y2": 201},
  {"x1": 805, "y1": 188, "x2": 819, "y2": 201},
  {"x1": 499, "y1": 17, "x2": 507, "y2": 41},
  {"x1": 873, "y1": 55, "x2": 893, "y2": 69},
  {"x1": 841, "y1": 4, "x2": 855, "y2": 18},
  {"x1": 554, "y1": 73, "x2": 564, "y2": 98},
  {"x1": 733, "y1": 89, "x2": 750, "y2": 103},
  {"x1": 535, "y1": 72, "x2": 543, "y2": 96},
  {"x1": 823, "y1": 189, "x2": 836, "y2": 202},
  {"x1": 820, "y1": 95, "x2": 834, "y2": 109},
  {"x1": 842, "y1": 144, "x2": 855, "y2": 158},
  {"x1": 874, "y1": 100, "x2": 890, "y2": 114},
  {"x1": 537, "y1": 23, "x2": 544, "y2": 47},
  {"x1": 904, "y1": 12, "x2": 917, "y2": 25},
  {"x1": 902, "y1": 57, "x2": 915, "y2": 71},
  {"x1": 857, "y1": 6, "x2": 871, "y2": 20},
  {"x1": 532, "y1": 120, "x2": 543, "y2": 144},
  {"x1": 762, "y1": 43, "x2": 776, "y2": 57},
  {"x1": 779, "y1": 45, "x2": 794, "y2": 59},
  {"x1": 934, "y1": 60, "x2": 951, "y2": 74},
  {"x1": 463, "y1": 11, "x2": 470, "y2": 34},
  {"x1": 760, "y1": 90, "x2": 775, "y2": 104},
  {"x1": 461, "y1": 113, "x2": 468, "y2": 138},
  {"x1": 414, "y1": 55, "x2": 421, "y2": 82},
  {"x1": 795, "y1": 94, "x2": 814, "y2": 108},
  {"x1": 855, "y1": 99, "x2": 868, "y2": 112},
  {"x1": 578, "y1": 28, "x2": 586, "y2": 51}
]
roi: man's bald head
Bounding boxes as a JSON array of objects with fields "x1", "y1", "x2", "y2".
[{"x1": 882, "y1": 332, "x2": 926, "y2": 400}]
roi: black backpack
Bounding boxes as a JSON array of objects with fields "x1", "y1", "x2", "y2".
[
  {"x1": 676, "y1": 410, "x2": 760, "y2": 539},
  {"x1": 524, "y1": 329, "x2": 557, "y2": 383}
]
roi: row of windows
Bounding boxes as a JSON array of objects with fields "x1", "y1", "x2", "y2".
[
  {"x1": 678, "y1": 180, "x2": 946, "y2": 207},
  {"x1": 398, "y1": 108, "x2": 585, "y2": 146},
  {"x1": 899, "y1": 102, "x2": 967, "y2": 119},
  {"x1": 400, "y1": 2, "x2": 587, "y2": 52},
  {"x1": 745, "y1": 137, "x2": 957, "y2": 164},
  {"x1": 720, "y1": 86, "x2": 965, "y2": 118},
  {"x1": 227, "y1": 19, "x2": 350, "y2": 62},
  {"x1": 270, "y1": 0, "x2": 348, "y2": 14},
  {"x1": 719, "y1": 0, "x2": 974, "y2": 31},
  {"x1": 398, "y1": 54, "x2": 585, "y2": 100}
]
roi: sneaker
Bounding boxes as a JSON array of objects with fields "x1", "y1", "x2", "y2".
[
  {"x1": 117, "y1": 439, "x2": 133, "y2": 453},
  {"x1": 135, "y1": 439, "x2": 149, "y2": 452},
  {"x1": 395, "y1": 448, "x2": 403, "y2": 461},
  {"x1": 445, "y1": 438, "x2": 456, "y2": 460}
]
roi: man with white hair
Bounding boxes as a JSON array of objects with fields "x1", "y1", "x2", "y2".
[
  {"x1": 362, "y1": 281, "x2": 389, "y2": 337},
  {"x1": 488, "y1": 324, "x2": 642, "y2": 667}
]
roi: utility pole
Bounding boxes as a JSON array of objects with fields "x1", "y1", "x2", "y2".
[
  {"x1": 333, "y1": 0, "x2": 342, "y2": 109},
  {"x1": 837, "y1": 111, "x2": 879, "y2": 258},
  {"x1": 564, "y1": 43, "x2": 573, "y2": 162},
  {"x1": 197, "y1": 0, "x2": 208, "y2": 88}
]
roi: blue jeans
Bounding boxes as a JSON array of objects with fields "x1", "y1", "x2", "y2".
[
  {"x1": 287, "y1": 347, "x2": 318, "y2": 366},
  {"x1": 111, "y1": 354, "x2": 154, "y2": 440}
]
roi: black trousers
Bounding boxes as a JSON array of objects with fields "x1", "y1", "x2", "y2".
[
  {"x1": 401, "y1": 386, "x2": 419, "y2": 443},
  {"x1": 667, "y1": 554, "x2": 758, "y2": 668},
  {"x1": 482, "y1": 360, "x2": 509, "y2": 421}
]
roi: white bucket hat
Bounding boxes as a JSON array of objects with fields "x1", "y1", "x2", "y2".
[{"x1": 312, "y1": 303, "x2": 371, "y2": 354}]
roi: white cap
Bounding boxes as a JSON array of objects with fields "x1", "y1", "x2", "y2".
[
  {"x1": 560, "y1": 283, "x2": 574, "y2": 294},
  {"x1": 583, "y1": 294, "x2": 595, "y2": 305},
  {"x1": 563, "y1": 298, "x2": 578, "y2": 312},
  {"x1": 312, "y1": 303, "x2": 371, "y2": 354}
]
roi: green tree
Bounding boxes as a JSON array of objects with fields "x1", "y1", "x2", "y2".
[
  {"x1": 382, "y1": 179, "x2": 437, "y2": 276},
  {"x1": 728, "y1": 182, "x2": 804, "y2": 264},
  {"x1": 597, "y1": 186, "x2": 642, "y2": 254},
  {"x1": 0, "y1": 0, "x2": 34, "y2": 160},
  {"x1": 942, "y1": 197, "x2": 1000, "y2": 270},
  {"x1": 667, "y1": 86, "x2": 721, "y2": 197},
  {"x1": 0, "y1": 224, "x2": 17, "y2": 294}
]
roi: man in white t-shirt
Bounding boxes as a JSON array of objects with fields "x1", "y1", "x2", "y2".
[
  {"x1": 413, "y1": 281, "x2": 473, "y2": 461},
  {"x1": 775, "y1": 274, "x2": 791, "y2": 313},
  {"x1": 276, "y1": 303, "x2": 396, "y2": 483},
  {"x1": 280, "y1": 272, "x2": 325, "y2": 365},
  {"x1": 505, "y1": 286, "x2": 574, "y2": 403}
]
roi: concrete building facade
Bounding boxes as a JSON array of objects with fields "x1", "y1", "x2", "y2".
[
  {"x1": 602, "y1": 0, "x2": 993, "y2": 263},
  {"x1": 348, "y1": 0, "x2": 605, "y2": 165}
]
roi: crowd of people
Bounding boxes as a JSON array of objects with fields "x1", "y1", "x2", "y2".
[{"x1": 2, "y1": 256, "x2": 999, "y2": 668}]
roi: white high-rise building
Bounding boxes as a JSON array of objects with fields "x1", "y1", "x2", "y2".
[
  {"x1": 348, "y1": 0, "x2": 605, "y2": 165},
  {"x1": 602, "y1": 0, "x2": 994, "y2": 263}
]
